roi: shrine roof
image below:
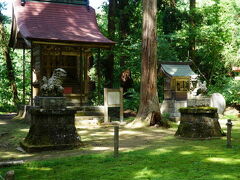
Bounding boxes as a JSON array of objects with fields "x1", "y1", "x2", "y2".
[
  {"x1": 9, "y1": 0, "x2": 115, "y2": 48},
  {"x1": 161, "y1": 64, "x2": 197, "y2": 77}
]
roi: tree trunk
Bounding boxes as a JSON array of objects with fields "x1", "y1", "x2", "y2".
[
  {"x1": 105, "y1": 0, "x2": 116, "y2": 88},
  {"x1": 128, "y1": 0, "x2": 168, "y2": 128},
  {"x1": 118, "y1": 0, "x2": 130, "y2": 67},
  {"x1": 189, "y1": 0, "x2": 196, "y2": 63},
  {"x1": 0, "y1": 13, "x2": 20, "y2": 106},
  {"x1": 118, "y1": 0, "x2": 130, "y2": 41}
]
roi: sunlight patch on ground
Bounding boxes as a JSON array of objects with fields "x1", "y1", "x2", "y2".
[
  {"x1": 77, "y1": 130, "x2": 89, "y2": 134},
  {"x1": 192, "y1": 146, "x2": 209, "y2": 151},
  {"x1": 90, "y1": 146, "x2": 111, "y2": 151},
  {"x1": 120, "y1": 147, "x2": 147, "y2": 152},
  {"x1": 0, "y1": 151, "x2": 32, "y2": 160},
  {"x1": 162, "y1": 136, "x2": 176, "y2": 140},
  {"x1": 205, "y1": 157, "x2": 240, "y2": 165},
  {"x1": 27, "y1": 167, "x2": 52, "y2": 171},
  {"x1": 76, "y1": 126, "x2": 101, "y2": 130},
  {"x1": 213, "y1": 174, "x2": 237, "y2": 179},
  {"x1": 134, "y1": 167, "x2": 159, "y2": 179},
  {"x1": 20, "y1": 128, "x2": 29, "y2": 132},
  {"x1": 148, "y1": 148, "x2": 173, "y2": 155},
  {"x1": 0, "y1": 121, "x2": 7, "y2": 125},
  {"x1": 88, "y1": 132, "x2": 113, "y2": 137},
  {"x1": 120, "y1": 130, "x2": 139, "y2": 135},
  {"x1": 179, "y1": 151, "x2": 194, "y2": 155}
]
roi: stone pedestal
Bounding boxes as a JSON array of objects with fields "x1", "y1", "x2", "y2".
[
  {"x1": 175, "y1": 107, "x2": 224, "y2": 139},
  {"x1": 160, "y1": 100, "x2": 187, "y2": 118},
  {"x1": 21, "y1": 97, "x2": 81, "y2": 152},
  {"x1": 34, "y1": 96, "x2": 66, "y2": 109}
]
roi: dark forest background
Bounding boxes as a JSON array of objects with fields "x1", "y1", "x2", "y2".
[{"x1": 0, "y1": 0, "x2": 239, "y2": 112}]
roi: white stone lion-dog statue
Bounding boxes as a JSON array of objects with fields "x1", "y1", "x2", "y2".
[{"x1": 40, "y1": 68, "x2": 67, "y2": 97}]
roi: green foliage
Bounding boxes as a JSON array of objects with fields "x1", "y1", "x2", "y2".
[
  {"x1": 0, "y1": 0, "x2": 239, "y2": 111},
  {"x1": 0, "y1": 3, "x2": 31, "y2": 111},
  {"x1": 208, "y1": 76, "x2": 240, "y2": 105},
  {"x1": 160, "y1": 0, "x2": 240, "y2": 105},
  {"x1": 123, "y1": 88, "x2": 140, "y2": 111},
  {"x1": 93, "y1": 0, "x2": 240, "y2": 110},
  {"x1": 157, "y1": 37, "x2": 179, "y2": 62},
  {"x1": 0, "y1": 48, "x2": 31, "y2": 111},
  {"x1": 161, "y1": 112, "x2": 171, "y2": 121},
  {"x1": 91, "y1": 2, "x2": 142, "y2": 107}
]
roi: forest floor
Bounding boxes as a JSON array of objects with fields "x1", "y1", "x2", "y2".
[
  {"x1": 0, "y1": 114, "x2": 177, "y2": 162},
  {"x1": 0, "y1": 107, "x2": 240, "y2": 179},
  {"x1": 0, "y1": 107, "x2": 239, "y2": 162}
]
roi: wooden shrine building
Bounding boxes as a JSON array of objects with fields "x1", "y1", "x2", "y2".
[
  {"x1": 9, "y1": 0, "x2": 115, "y2": 106},
  {"x1": 160, "y1": 62, "x2": 198, "y2": 118},
  {"x1": 160, "y1": 62, "x2": 197, "y2": 101}
]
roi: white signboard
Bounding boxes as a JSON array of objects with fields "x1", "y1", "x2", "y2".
[
  {"x1": 104, "y1": 88, "x2": 123, "y2": 123},
  {"x1": 107, "y1": 92, "x2": 120, "y2": 105}
]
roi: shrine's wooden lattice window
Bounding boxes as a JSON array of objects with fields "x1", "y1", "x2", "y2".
[
  {"x1": 40, "y1": 45, "x2": 88, "y2": 94},
  {"x1": 176, "y1": 80, "x2": 190, "y2": 92}
]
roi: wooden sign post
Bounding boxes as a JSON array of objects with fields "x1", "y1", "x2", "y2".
[
  {"x1": 232, "y1": 67, "x2": 240, "y2": 118},
  {"x1": 226, "y1": 119, "x2": 233, "y2": 148},
  {"x1": 114, "y1": 125, "x2": 119, "y2": 157},
  {"x1": 104, "y1": 88, "x2": 123, "y2": 123}
]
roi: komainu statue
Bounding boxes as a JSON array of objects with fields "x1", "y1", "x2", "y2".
[
  {"x1": 40, "y1": 68, "x2": 67, "y2": 97},
  {"x1": 192, "y1": 80, "x2": 207, "y2": 96}
]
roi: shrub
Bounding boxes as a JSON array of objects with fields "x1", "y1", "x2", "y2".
[{"x1": 207, "y1": 76, "x2": 240, "y2": 106}]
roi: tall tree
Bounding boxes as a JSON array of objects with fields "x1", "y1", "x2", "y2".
[
  {"x1": 105, "y1": 0, "x2": 117, "y2": 88},
  {"x1": 118, "y1": 0, "x2": 130, "y2": 67},
  {"x1": 189, "y1": 0, "x2": 196, "y2": 63},
  {"x1": 118, "y1": 0, "x2": 130, "y2": 41},
  {"x1": 128, "y1": 0, "x2": 167, "y2": 128},
  {"x1": 0, "y1": 8, "x2": 20, "y2": 106}
]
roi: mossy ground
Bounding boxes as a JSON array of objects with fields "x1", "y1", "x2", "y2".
[{"x1": 0, "y1": 112, "x2": 240, "y2": 179}]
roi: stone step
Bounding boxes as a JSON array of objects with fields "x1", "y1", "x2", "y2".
[
  {"x1": 75, "y1": 111, "x2": 104, "y2": 117},
  {"x1": 68, "y1": 106, "x2": 105, "y2": 112},
  {"x1": 66, "y1": 99, "x2": 82, "y2": 104},
  {"x1": 75, "y1": 116, "x2": 104, "y2": 121},
  {"x1": 77, "y1": 106, "x2": 105, "y2": 112},
  {"x1": 64, "y1": 94, "x2": 83, "y2": 97},
  {"x1": 66, "y1": 102, "x2": 82, "y2": 107}
]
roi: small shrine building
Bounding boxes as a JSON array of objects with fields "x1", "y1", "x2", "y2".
[
  {"x1": 160, "y1": 62, "x2": 198, "y2": 118},
  {"x1": 160, "y1": 62, "x2": 198, "y2": 101},
  {"x1": 9, "y1": 0, "x2": 115, "y2": 106}
]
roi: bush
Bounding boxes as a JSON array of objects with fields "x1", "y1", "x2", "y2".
[
  {"x1": 207, "y1": 76, "x2": 240, "y2": 106},
  {"x1": 123, "y1": 88, "x2": 140, "y2": 111}
]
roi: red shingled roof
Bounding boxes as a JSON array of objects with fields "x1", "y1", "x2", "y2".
[{"x1": 11, "y1": 0, "x2": 115, "y2": 47}]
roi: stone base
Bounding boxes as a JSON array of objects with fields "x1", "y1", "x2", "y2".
[
  {"x1": 175, "y1": 107, "x2": 225, "y2": 139},
  {"x1": 161, "y1": 100, "x2": 187, "y2": 118},
  {"x1": 21, "y1": 108, "x2": 81, "y2": 152},
  {"x1": 187, "y1": 98, "x2": 210, "y2": 107},
  {"x1": 34, "y1": 96, "x2": 66, "y2": 109}
]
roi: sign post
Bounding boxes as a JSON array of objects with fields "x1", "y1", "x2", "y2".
[{"x1": 104, "y1": 88, "x2": 123, "y2": 123}]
